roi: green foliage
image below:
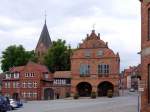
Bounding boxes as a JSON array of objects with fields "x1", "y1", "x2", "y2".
[
  {"x1": 91, "y1": 91, "x2": 97, "y2": 99},
  {"x1": 107, "y1": 90, "x2": 113, "y2": 98},
  {"x1": 1, "y1": 45, "x2": 37, "y2": 72},
  {"x1": 44, "y1": 39, "x2": 72, "y2": 73},
  {"x1": 73, "y1": 93, "x2": 79, "y2": 99}
]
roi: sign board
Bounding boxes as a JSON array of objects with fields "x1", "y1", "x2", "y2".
[
  {"x1": 138, "y1": 87, "x2": 144, "y2": 92},
  {"x1": 138, "y1": 80, "x2": 146, "y2": 92}
]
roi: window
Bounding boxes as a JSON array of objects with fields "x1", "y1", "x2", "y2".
[
  {"x1": 14, "y1": 73, "x2": 19, "y2": 79},
  {"x1": 98, "y1": 64, "x2": 109, "y2": 76},
  {"x1": 25, "y1": 73, "x2": 29, "y2": 77},
  {"x1": 80, "y1": 64, "x2": 90, "y2": 76},
  {"x1": 84, "y1": 50, "x2": 91, "y2": 57},
  {"x1": 148, "y1": 64, "x2": 150, "y2": 103},
  {"x1": 33, "y1": 82, "x2": 37, "y2": 88},
  {"x1": 5, "y1": 82, "x2": 10, "y2": 88},
  {"x1": 28, "y1": 82, "x2": 33, "y2": 88},
  {"x1": 30, "y1": 73, "x2": 35, "y2": 77},
  {"x1": 13, "y1": 82, "x2": 16, "y2": 88},
  {"x1": 97, "y1": 50, "x2": 103, "y2": 56},
  {"x1": 22, "y1": 82, "x2": 26, "y2": 88},
  {"x1": 33, "y1": 93, "x2": 37, "y2": 98},
  {"x1": 5, "y1": 74, "x2": 11, "y2": 79},
  {"x1": 5, "y1": 93, "x2": 10, "y2": 97},
  {"x1": 148, "y1": 8, "x2": 150, "y2": 40},
  {"x1": 13, "y1": 82, "x2": 19, "y2": 88},
  {"x1": 44, "y1": 74, "x2": 49, "y2": 79}
]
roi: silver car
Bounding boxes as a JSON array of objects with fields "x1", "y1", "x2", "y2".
[{"x1": 9, "y1": 99, "x2": 18, "y2": 109}]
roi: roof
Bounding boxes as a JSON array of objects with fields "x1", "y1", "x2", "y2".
[
  {"x1": 9, "y1": 66, "x2": 25, "y2": 72},
  {"x1": 53, "y1": 71, "x2": 71, "y2": 78},
  {"x1": 8, "y1": 61, "x2": 49, "y2": 73},
  {"x1": 36, "y1": 22, "x2": 52, "y2": 49},
  {"x1": 25, "y1": 61, "x2": 49, "y2": 72}
]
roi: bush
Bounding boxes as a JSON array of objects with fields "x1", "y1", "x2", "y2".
[
  {"x1": 107, "y1": 90, "x2": 113, "y2": 98},
  {"x1": 65, "y1": 93, "x2": 70, "y2": 98},
  {"x1": 73, "y1": 93, "x2": 79, "y2": 99},
  {"x1": 91, "y1": 92, "x2": 97, "y2": 99}
]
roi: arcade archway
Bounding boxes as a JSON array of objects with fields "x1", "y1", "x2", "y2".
[
  {"x1": 76, "y1": 82, "x2": 92, "y2": 97},
  {"x1": 97, "y1": 81, "x2": 114, "y2": 97}
]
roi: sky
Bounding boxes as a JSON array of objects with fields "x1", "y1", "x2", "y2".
[{"x1": 0, "y1": 0, "x2": 141, "y2": 72}]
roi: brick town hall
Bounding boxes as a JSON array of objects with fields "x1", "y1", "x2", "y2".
[{"x1": 1, "y1": 20, "x2": 120, "y2": 100}]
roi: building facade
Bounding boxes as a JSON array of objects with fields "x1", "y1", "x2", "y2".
[
  {"x1": 121, "y1": 65, "x2": 141, "y2": 90},
  {"x1": 1, "y1": 62, "x2": 71, "y2": 100},
  {"x1": 1, "y1": 20, "x2": 120, "y2": 100},
  {"x1": 71, "y1": 30, "x2": 120, "y2": 97},
  {"x1": 140, "y1": 0, "x2": 150, "y2": 111}
]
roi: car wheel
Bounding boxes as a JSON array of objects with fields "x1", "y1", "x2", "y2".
[{"x1": 11, "y1": 106, "x2": 14, "y2": 110}]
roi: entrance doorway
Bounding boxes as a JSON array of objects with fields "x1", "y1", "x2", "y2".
[{"x1": 44, "y1": 88, "x2": 54, "y2": 100}]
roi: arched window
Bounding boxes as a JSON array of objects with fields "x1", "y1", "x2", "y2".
[
  {"x1": 79, "y1": 64, "x2": 90, "y2": 76},
  {"x1": 98, "y1": 64, "x2": 109, "y2": 76}
]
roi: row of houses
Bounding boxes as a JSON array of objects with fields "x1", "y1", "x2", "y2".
[{"x1": 120, "y1": 65, "x2": 141, "y2": 90}]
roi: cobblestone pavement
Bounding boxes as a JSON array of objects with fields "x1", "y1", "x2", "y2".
[{"x1": 12, "y1": 91, "x2": 138, "y2": 112}]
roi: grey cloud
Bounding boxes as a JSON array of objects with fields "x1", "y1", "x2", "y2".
[{"x1": 0, "y1": 0, "x2": 141, "y2": 71}]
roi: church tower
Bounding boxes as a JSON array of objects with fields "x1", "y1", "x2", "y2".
[{"x1": 35, "y1": 20, "x2": 52, "y2": 63}]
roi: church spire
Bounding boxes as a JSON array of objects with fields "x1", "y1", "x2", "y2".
[{"x1": 35, "y1": 18, "x2": 52, "y2": 58}]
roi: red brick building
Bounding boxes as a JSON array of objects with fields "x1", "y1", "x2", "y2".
[
  {"x1": 140, "y1": 0, "x2": 150, "y2": 111},
  {"x1": 121, "y1": 65, "x2": 141, "y2": 90},
  {"x1": 2, "y1": 62, "x2": 50, "y2": 100},
  {"x1": 71, "y1": 30, "x2": 120, "y2": 97},
  {"x1": 1, "y1": 62, "x2": 71, "y2": 100}
]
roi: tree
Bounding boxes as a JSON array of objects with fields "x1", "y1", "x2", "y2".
[
  {"x1": 44, "y1": 39, "x2": 72, "y2": 73},
  {"x1": 1, "y1": 45, "x2": 37, "y2": 72}
]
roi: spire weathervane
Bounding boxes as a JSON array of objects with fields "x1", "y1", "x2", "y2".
[
  {"x1": 44, "y1": 10, "x2": 47, "y2": 24},
  {"x1": 92, "y1": 23, "x2": 96, "y2": 30}
]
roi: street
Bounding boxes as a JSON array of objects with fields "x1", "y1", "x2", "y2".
[{"x1": 12, "y1": 91, "x2": 138, "y2": 112}]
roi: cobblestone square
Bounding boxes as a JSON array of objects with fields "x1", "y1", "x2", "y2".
[{"x1": 13, "y1": 92, "x2": 138, "y2": 112}]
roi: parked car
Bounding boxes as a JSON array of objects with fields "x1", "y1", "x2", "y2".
[
  {"x1": 129, "y1": 88, "x2": 135, "y2": 92},
  {"x1": 0, "y1": 96, "x2": 11, "y2": 112},
  {"x1": 16, "y1": 100, "x2": 23, "y2": 107},
  {"x1": 9, "y1": 99, "x2": 18, "y2": 109},
  {"x1": 9, "y1": 99, "x2": 23, "y2": 109}
]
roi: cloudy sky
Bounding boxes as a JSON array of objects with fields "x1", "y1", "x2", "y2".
[{"x1": 0, "y1": 0, "x2": 141, "y2": 72}]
